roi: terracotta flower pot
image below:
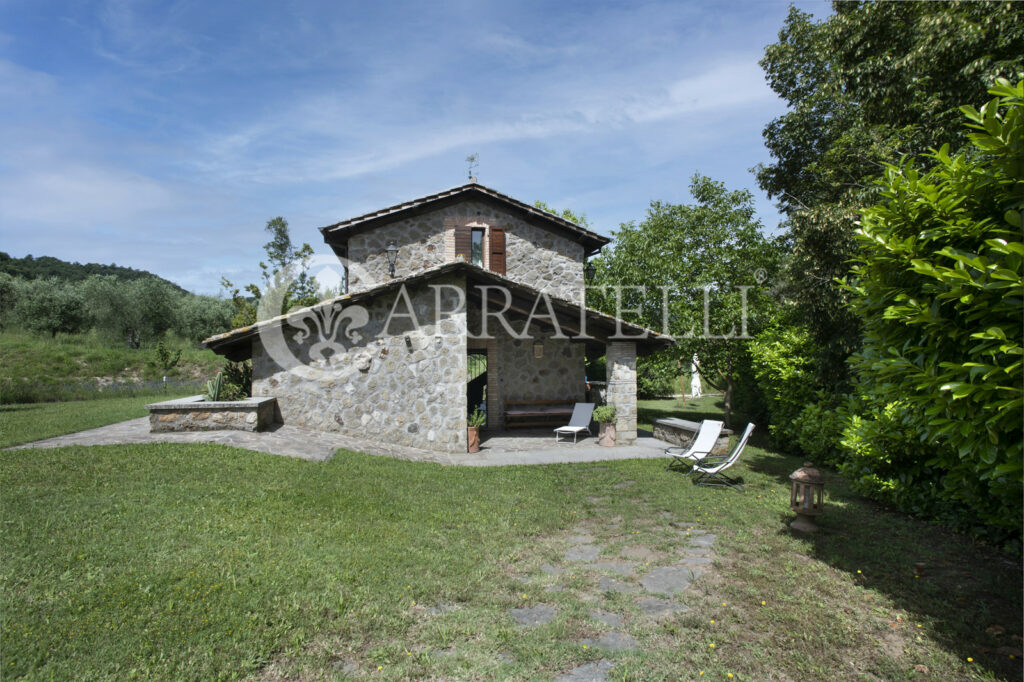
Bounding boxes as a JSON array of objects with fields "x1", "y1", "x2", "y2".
[
  {"x1": 598, "y1": 422, "x2": 616, "y2": 447},
  {"x1": 467, "y1": 426, "x2": 481, "y2": 453}
]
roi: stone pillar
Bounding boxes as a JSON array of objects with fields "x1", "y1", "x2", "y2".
[
  {"x1": 485, "y1": 338, "x2": 500, "y2": 430},
  {"x1": 606, "y1": 341, "x2": 637, "y2": 445}
]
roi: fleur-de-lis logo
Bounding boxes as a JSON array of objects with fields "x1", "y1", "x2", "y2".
[{"x1": 288, "y1": 302, "x2": 369, "y2": 363}]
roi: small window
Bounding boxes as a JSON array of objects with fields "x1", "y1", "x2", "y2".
[{"x1": 471, "y1": 228, "x2": 485, "y2": 267}]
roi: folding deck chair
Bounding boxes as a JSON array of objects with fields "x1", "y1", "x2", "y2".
[
  {"x1": 690, "y1": 423, "x2": 756, "y2": 492},
  {"x1": 665, "y1": 420, "x2": 724, "y2": 471},
  {"x1": 553, "y1": 403, "x2": 595, "y2": 444}
]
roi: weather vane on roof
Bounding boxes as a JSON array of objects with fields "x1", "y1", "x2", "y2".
[{"x1": 466, "y1": 153, "x2": 479, "y2": 182}]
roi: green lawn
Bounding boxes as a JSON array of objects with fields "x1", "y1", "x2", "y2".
[
  {"x1": 0, "y1": 330, "x2": 221, "y2": 403},
  {"x1": 1, "y1": 398, "x2": 1020, "y2": 680},
  {"x1": 0, "y1": 395, "x2": 193, "y2": 449}
]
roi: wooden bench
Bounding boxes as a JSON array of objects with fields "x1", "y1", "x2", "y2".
[
  {"x1": 653, "y1": 418, "x2": 732, "y2": 455},
  {"x1": 504, "y1": 400, "x2": 575, "y2": 429}
]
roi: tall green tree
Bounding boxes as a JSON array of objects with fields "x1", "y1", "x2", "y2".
[
  {"x1": 221, "y1": 217, "x2": 318, "y2": 328},
  {"x1": 591, "y1": 175, "x2": 782, "y2": 426},
  {"x1": 841, "y1": 80, "x2": 1023, "y2": 544},
  {"x1": 759, "y1": 1, "x2": 1024, "y2": 388}
]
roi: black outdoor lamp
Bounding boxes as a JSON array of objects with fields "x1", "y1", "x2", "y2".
[
  {"x1": 584, "y1": 260, "x2": 596, "y2": 284},
  {"x1": 385, "y1": 240, "x2": 399, "y2": 278}
]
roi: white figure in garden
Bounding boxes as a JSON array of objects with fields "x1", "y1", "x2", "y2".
[{"x1": 690, "y1": 354, "x2": 702, "y2": 399}]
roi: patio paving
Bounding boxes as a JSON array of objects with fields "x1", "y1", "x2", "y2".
[{"x1": 8, "y1": 420, "x2": 676, "y2": 467}]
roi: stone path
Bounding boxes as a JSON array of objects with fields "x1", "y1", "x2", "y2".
[
  {"x1": 496, "y1": 516, "x2": 719, "y2": 680},
  {"x1": 8, "y1": 418, "x2": 676, "y2": 467}
]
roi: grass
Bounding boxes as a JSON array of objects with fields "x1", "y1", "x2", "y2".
[
  {"x1": 1, "y1": 398, "x2": 1020, "y2": 680},
  {"x1": 0, "y1": 330, "x2": 222, "y2": 403},
  {"x1": 0, "y1": 394, "x2": 193, "y2": 449}
]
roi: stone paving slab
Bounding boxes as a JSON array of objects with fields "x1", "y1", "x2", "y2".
[
  {"x1": 580, "y1": 631, "x2": 638, "y2": 651},
  {"x1": 9, "y1": 418, "x2": 677, "y2": 467},
  {"x1": 588, "y1": 609, "x2": 624, "y2": 627},
  {"x1": 689, "y1": 534, "x2": 717, "y2": 548},
  {"x1": 555, "y1": 659, "x2": 614, "y2": 682},
  {"x1": 637, "y1": 597, "x2": 690, "y2": 618},
  {"x1": 5, "y1": 418, "x2": 446, "y2": 463},
  {"x1": 565, "y1": 545, "x2": 601, "y2": 562},
  {"x1": 597, "y1": 577, "x2": 639, "y2": 594},
  {"x1": 509, "y1": 604, "x2": 557, "y2": 626},
  {"x1": 639, "y1": 566, "x2": 703, "y2": 595},
  {"x1": 585, "y1": 561, "x2": 636, "y2": 577}
]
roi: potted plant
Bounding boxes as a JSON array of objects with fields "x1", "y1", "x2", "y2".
[
  {"x1": 593, "y1": 405, "x2": 617, "y2": 447},
  {"x1": 467, "y1": 407, "x2": 486, "y2": 453}
]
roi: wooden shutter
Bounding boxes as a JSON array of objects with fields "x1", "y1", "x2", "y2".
[
  {"x1": 489, "y1": 227, "x2": 506, "y2": 275},
  {"x1": 453, "y1": 223, "x2": 472, "y2": 261}
]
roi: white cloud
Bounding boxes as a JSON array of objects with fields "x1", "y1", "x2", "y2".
[
  {"x1": 0, "y1": 59, "x2": 56, "y2": 101},
  {"x1": 0, "y1": 162, "x2": 177, "y2": 225},
  {"x1": 192, "y1": 57, "x2": 773, "y2": 186}
]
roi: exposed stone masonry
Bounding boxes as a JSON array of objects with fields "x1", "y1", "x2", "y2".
[
  {"x1": 606, "y1": 342, "x2": 638, "y2": 444},
  {"x1": 146, "y1": 396, "x2": 277, "y2": 432},
  {"x1": 347, "y1": 200, "x2": 586, "y2": 304},
  {"x1": 252, "y1": 275, "x2": 468, "y2": 453}
]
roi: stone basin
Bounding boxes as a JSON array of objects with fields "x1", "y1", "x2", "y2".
[{"x1": 146, "y1": 395, "x2": 278, "y2": 433}]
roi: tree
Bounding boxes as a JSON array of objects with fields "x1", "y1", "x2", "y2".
[
  {"x1": 758, "y1": 1, "x2": 1024, "y2": 388},
  {"x1": 83, "y1": 275, "x2": 179, "y2": 348},
  {"x1": 533, "y1": 200, "x2": 592, "y2": 227},
  {"x1": 841, "y1": 80, "x2": 1023, "y2": 544},
  {"x1": 175, "y1": 294, "x2": 233, "y2": 344},
  {"x1": 591, "y1": 175, "x2": 782, "y2": 427},
  {"x1": 0, "y1": 272, "x2": 16, "y2": 328},
  {"x1": 222, "y1": 217, "x2": 318, "y2": 328},
  {"x1": 12, "y1": 277, "x2": 88, "y2": 338}
]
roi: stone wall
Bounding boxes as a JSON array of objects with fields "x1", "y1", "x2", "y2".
[
  {"x1": 606, "y1": 342, "x2": 638, "y2": 445},
  {"x1": 147, "y1": 396, "x2": 277, "y2": 432},
  {"x1": 252, "y1": 274, "x2": 468, "y2": 453},
  {"x1": 346, "y1": 200, "x2": 586, "y2": 304},
  {"x1": 495, "y1": 333, "x2": 586, "y2": 423},
  {"x1": 347, "y1": 216, "x2": 447, "y2": 292}
]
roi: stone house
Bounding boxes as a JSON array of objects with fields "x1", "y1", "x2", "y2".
[{"x1": 203, "y1": 183, "x2": 672, "y2": 453}]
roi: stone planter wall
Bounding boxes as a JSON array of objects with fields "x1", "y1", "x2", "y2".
[
  {"x1": 146, "y1": 395, "x2": 278, "y2": 432},
  {"x1": 653, "y1": 418, "x2": 732, "y2": 455}
]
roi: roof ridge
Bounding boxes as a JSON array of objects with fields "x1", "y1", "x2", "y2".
[{"x1": 316, "y1": 183, "x2": 608, "y2": 248}]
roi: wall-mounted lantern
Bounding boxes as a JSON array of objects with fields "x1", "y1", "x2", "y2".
[
  {"x1": 584, "y1": 261, "x2": 596, "y2": 284},
  {"x1": 789, "y1": 462, "x2": 825, "y2": 533},
  {"x1": 385, "y1": 240, "x2": 399, "y2": 278}
]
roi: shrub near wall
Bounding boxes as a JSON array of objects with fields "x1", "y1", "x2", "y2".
[{"x1": 842, "y1": 81, "x2": 1024, "y2": 547}]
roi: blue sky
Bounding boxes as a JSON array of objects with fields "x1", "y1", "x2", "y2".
[{"x1": 0, "y1": 0, "x2": 829, "y2": 294}]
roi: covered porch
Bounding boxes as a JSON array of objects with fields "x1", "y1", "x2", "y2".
[{"x1": 463, "y1": 268, "x2": 673, "y2": 447}]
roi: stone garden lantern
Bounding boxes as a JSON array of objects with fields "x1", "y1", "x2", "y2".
[{"x1": 789, "y1": 462, "x2": 825, "y2": 533}]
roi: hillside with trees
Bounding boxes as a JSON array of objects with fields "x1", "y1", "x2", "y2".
[{"x1": 0, "y1": 252, "x2": 188, "y2": 293}]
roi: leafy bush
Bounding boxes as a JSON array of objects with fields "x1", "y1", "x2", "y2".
[
  {"x1": 222, "y1": 361, "x2": 252, "y2": 398},
  {"x1": 841, "y1": 80, "x2": 1023, "y2": 546},
  {"x1": 748, "y1": 325, "x2": 817, "y2": 450},
  {"x1": 839, "y1": 398, "x2": 946, "y2": 515},
  {"x1": 636, "y1": 353, "x2": 679, "y2": 398},
  {"x1": 593, "y1": 405, "x2": 616, "y2": 424},
  {"x1": 793, "y1": 396, "x2": 844, "y2": 466}
]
